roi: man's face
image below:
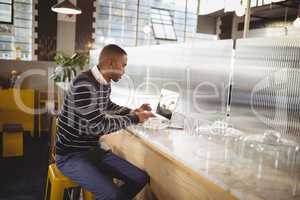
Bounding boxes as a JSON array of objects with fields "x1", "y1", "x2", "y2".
[{"x1": 111, "y1": 54, "x2": 127, "y2": 82}]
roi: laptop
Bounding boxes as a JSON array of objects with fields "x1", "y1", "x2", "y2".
[{"x1": 144, "y1": 89, "x2": 184, "y2": 130}]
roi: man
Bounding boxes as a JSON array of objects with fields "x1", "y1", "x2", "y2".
[{"x1": 55, "y1": 44, "x2": 153, "y2": 200}]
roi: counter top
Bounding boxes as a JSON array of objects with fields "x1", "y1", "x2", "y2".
[{"x1": 123, "y1": 125, "x2": 300, "y2": 200}]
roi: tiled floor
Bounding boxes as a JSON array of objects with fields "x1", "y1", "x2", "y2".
[{"x1": 0, "y1": 133, "x2": 49, "y2": 200}]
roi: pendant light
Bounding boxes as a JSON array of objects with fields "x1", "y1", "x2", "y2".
[{"x1": 51, "y1": 0, "x2": 82, "y2": 15}]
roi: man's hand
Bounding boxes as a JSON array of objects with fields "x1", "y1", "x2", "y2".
[
  {"x1": 134, "y1": 103, "x2": 152, "y2": 113},
  {"x1": 136, "y1": 111, "x2": 154, "y2": 123}
]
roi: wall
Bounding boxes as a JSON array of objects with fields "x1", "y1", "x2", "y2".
[
  {"x1": 75, "y1": 0, "x2": 95, "y2": 53},
  {"x1": 0, "y1": 0, "x2": 95, "y2": 61},
  {"x1": 56, "y1": 20, "x2": 76, "y2": 55},
  {"x1": 231, "y1": 11, "x2": 300, "y2": 39},
  {"x1": 35, "y1": 0, "x2": 57, "y2": 60},
  {"x1": 197, "y1": 15, "x2": 216, "y2": 34},
  {"x1": 0, "y1": 59, "x2": 54, "y2": 92},
  {"x1": 56, "y1": 0, "x2": 76, "y2": 56}
]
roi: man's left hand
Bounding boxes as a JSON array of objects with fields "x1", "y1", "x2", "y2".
[{"x1": 134, "y1": 103, "x2": 152, "y2": 113}]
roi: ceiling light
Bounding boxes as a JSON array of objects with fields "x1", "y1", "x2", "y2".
[{"x1": 51, "y1": 0, "x2": 82, "y2": 15}]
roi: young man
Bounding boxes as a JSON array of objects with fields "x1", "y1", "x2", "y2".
[{"x1": 55, "y1": 44, "x2": 153, "y2": 200}]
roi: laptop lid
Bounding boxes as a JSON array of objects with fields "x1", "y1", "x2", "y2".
[{"x1": 156, "y1": 89, "x2": 179, "y2": 120}]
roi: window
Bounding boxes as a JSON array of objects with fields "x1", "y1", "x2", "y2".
[
  {"x1": 0, "y1": 0, "x2": 13, "y2": 24},
  {"x1": 151, "y1": 7, "x2": 177, "y2": 41},
  {"x1": 0, "y1": 0, "x2": 32, "y2": 60},
  {"x1": 250, "y1": 0, "x2": 277, "y2": 7}
]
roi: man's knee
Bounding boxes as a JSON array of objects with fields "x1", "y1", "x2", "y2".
[
  {"x1": 94, "y1": 190, "x2": 121, "y2": 200},
  {"x1": 135, "y1": 170, "x2": 150, "y2": 188}
]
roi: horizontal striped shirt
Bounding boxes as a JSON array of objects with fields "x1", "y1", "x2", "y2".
[{"x1": 56, "y1": 70, "x2": 138, "y2": 155}]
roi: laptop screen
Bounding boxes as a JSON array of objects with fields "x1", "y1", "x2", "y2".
[{"x1": 156, "y1": 89, "x2": 179, "y2": 120}]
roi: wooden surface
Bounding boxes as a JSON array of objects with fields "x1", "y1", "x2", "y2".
[{"x1": 101, "y1": 130, "x2": 238, "y2": 200}]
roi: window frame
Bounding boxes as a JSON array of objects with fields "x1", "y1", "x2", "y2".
[
  {"x1": 0, "y1": 0, "x2": 14, "y2": 24},
  {"x1": 151, "y1": 7, "x2": 177, "y2": 41},
  {"x1": 250, "y1": 0, "x2": 274, "y2": 7}
]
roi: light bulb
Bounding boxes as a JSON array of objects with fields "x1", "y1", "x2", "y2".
[
  {"x1": 51, "y1": 0, "x2": 82, "y2": 15},
  {"x1": 51, "y1": 7, "x2": 81, "y2": 15}
]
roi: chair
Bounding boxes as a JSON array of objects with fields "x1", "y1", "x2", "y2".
[{"x1": 2, "y1": 123, "x2": 23, "y2": 157}]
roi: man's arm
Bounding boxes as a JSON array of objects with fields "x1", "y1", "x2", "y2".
[
  {"x1": 106, "y1": 99, "x2": 132, "y2": 115},
  {"x1": 69, "y1": 80, "x2": 138, "y2": 136},
  {"x1": 107, "y1": 99, "x2": 153, "y2": 116}
]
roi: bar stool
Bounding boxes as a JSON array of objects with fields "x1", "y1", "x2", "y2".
[
  {"x1": 44, "y1": 163, "x2": 78, "y2": 200},
  {"x1": 46, "y1": 114, "x2": 95, "y2": 199},
  {"x1": 83, "y1": 189, "x2": 96, "y2": 200},
  {"x1": 2, "y1": 123, "x2": 23, "y2": 157},
  {"x1": 44, "y1": 163, "x2": 95, "y2": 200}
]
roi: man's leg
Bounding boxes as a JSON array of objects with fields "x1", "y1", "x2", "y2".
[
  {"x1": 56, "y1": 152, "x2": 122, "y2": 200},
  {"x1": 96, "y1": 151, "x2": 150, "y2": 200}
]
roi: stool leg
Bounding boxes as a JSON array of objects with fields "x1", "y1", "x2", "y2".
[
  {"x1": 44, "y1": 180, "x2": 48, "y2": 200},
  {"x1": 70, "y1": 187, "x2": 81, "y2": 200},
  {"x1": 83, "y1": 189, "x2": 95, "y2": 200},
  {"x1": 44, "y1": 173, "x2": 50, "y2": 200},
  {"x1": 50, "y1": 183, "x2": 64, "y2": 200}
]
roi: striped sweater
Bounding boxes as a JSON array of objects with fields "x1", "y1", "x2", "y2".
[{"x1": 56, "y1": 70, "x2": 139, "y2": 155}]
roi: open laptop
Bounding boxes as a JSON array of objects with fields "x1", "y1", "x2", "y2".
[{"x1": 144, "y1": 89, "x2": 184, "y2": 129}]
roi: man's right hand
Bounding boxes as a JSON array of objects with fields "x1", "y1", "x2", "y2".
[{"x1": 136, "y1": 111, "x2": 154, "y2": 123}]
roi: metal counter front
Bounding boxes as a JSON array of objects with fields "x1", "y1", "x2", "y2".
[{"x1": 230, "y1": 37, "x2": 300, "y2": 141}]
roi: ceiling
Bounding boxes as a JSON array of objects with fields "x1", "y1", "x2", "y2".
[{"x1": 204, "y1": 0, "x2": 299, "y2": 21}]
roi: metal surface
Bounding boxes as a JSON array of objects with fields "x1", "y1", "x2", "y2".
[
  {"x1": 230, "y1": 36, "x2": 300, "y2": 141},
  {"x1": 90, "y1": 40, "x2": 233, "y2": 122},
  {"x1": 90, "y1": 37, "x2": 300, "y2": 141}
]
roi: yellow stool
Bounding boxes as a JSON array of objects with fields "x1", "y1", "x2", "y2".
[
  {"x1": 2, "y1": 124, "x2": 23, "y2": 157},
  {"x1": 83, "y1": 189, "x2": 96, "y2": 200},
  {"x1": 44, "y1": 163, "x2": 95, "y2": 200}
]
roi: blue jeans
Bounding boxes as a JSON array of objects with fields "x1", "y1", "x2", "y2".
[{"x1": 56, "y1": 148, "x2": 149, "y2": 200}]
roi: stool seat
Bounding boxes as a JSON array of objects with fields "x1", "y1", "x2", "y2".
[
  {"x1": 45, "y1": 163, "x2": 95, "y2": 200},
  {"x1": 44, "y1": 163, "x2": 78, "y2": 200},
  {"x1": 48, "y1": 163, "x2": 78, "y2": 188}
]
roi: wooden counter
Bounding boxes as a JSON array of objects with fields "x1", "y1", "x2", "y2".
[
  {"x1": 101, "y1": 129, "x2": 238, "y2": 200},
  {"x1": 100, "y1": 126, "x2": 300, "y2": 200}
]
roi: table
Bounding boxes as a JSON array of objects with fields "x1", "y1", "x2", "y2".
[{"x1": 100, "y1": 126, "x2": 300, "y2": 200}]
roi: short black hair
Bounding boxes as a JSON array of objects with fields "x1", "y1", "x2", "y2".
[{"x1": 100, "y1": 44, "x2": 127, "y2": 57}]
